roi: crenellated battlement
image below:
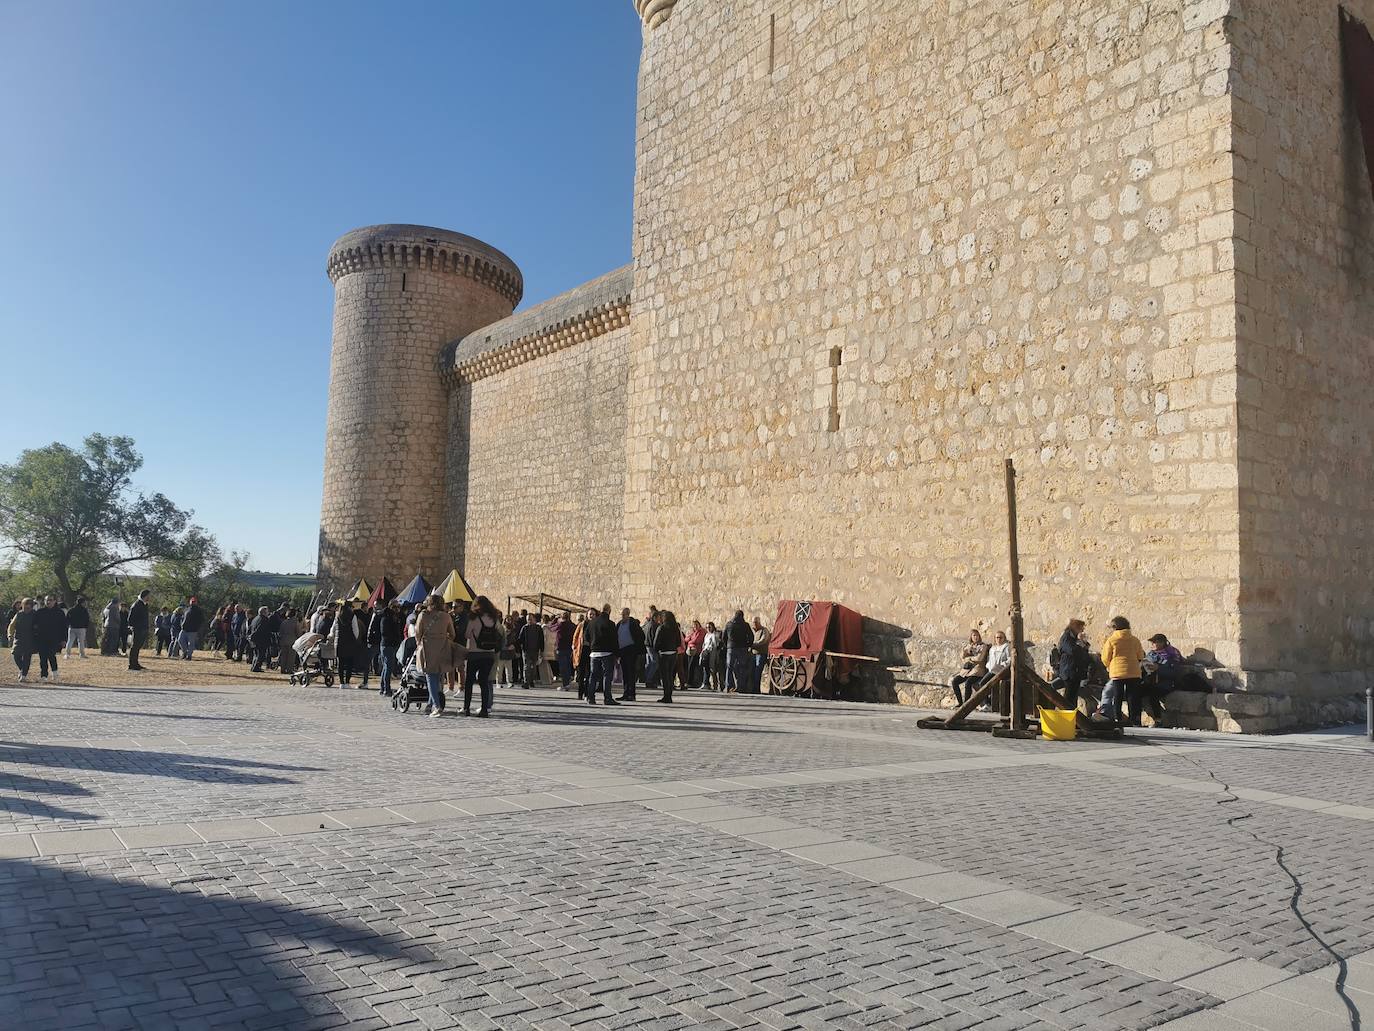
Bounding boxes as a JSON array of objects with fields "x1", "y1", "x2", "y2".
[
  {"x1": 442, "y1": 265, "x2": 632, "y2": 385},
  {"x1": 326, "y1": 224, "x2": 523, "y2": 307},
  {"x1": 633, "y1": 0, "x2": 678, "y2": 30}
]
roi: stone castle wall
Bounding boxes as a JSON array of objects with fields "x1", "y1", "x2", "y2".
[
  {"x1": 622, "y1": 0, "x2": 1246, "y2": 682},
  {"x1": 443, "y1": 268, "x2": 632, "y2": 609},
  {"x1": 1228, "y1": 0, "x2": 1374, "y2": 713},
  {"x1": 318, "y1": 226, "x2": 519, "y2": 589}
]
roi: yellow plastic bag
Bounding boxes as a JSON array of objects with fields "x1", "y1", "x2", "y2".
[{"x1": 1038, "y1": 706, "x2": 1078, "y2": 741}]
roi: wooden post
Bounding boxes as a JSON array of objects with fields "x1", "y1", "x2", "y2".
[{"x1": 1005, "y1": 458, "x2": 1027, "y2": 732}]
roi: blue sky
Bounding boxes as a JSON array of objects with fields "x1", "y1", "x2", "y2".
[{"x1": 0, "y1": 1, "x2": 640, "y2": 574}]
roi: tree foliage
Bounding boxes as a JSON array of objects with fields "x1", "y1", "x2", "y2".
[{"x1": 0, "y1": 434, "x2": 213, "y2": 605}]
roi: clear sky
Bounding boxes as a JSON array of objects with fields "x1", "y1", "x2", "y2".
[{"x1": 0, "y1": 1, "x2": 641, "y2": 574}]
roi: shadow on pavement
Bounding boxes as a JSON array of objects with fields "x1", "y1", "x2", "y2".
[
  {"x1": 0, "y1": 742, "x2": 323, "y2": 785},
  {"x1": 0, "y1": 858, "x2": 440, "y2": 1028}
]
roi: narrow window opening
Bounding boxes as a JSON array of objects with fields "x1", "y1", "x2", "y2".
[
  {"x1": 768, "y1": 14, "x2": 776, "y2": 75},
  {"x1": 828, "y1": 346, "x2": 842, "y2": 432},
  {"x1": 401, "y1": 272, "x2": 407, "y2": 292}
]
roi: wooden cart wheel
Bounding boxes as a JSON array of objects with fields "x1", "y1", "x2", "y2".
[{"x1": 767, "y1": 655, "x2": 802, "y2": 695}]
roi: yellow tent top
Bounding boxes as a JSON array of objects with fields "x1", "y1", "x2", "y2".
[
  {"x1": 353, "y1": 578, "x2": 372, "y2": 602},
  {"x1": 436, "y1": 569, "x2": 475, "y2": 604}
]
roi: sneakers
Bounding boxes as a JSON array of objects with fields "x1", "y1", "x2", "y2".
[
  {"x1": 428, "y1": 708, "x2": 443, "y2": 719},
  {"x1": 16, "y1": 674, "x2": 27, "y2": 683},
  {"x1": 40, "y1": 674, "x2": 49, "y2": 683}
]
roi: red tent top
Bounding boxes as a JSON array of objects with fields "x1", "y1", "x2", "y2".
[{"x1": 365, "y1": 576, "x2": 398, "y2": 608}]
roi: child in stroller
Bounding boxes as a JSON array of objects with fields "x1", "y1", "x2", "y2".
[
  {"x1": 390, "y1": 637, "x2": 436, "y2": 713},
  {"x1": 289, "y1": 631, "x2": 337, "y2": 687}
]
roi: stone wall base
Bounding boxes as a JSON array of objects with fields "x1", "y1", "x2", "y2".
[{"x1": 852, "y1": 624, "x2": 1369, "y2": 734}]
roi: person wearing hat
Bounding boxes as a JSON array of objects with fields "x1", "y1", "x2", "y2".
[{"x1": 1142, "y1": 633, "x2": 1185, "y2": 722}]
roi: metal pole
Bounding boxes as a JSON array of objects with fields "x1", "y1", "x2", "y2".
[
  {"x1": 1005, "y1": 458, "x2": 1027, "y2": 732},
  {"x1": 1367, "y1": 687, "x2": 1372, "y2": 742}
]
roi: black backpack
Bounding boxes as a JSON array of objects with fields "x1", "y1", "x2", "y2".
[{"x1": 475, "y1": 617, "x2": 501, "y2": 650}]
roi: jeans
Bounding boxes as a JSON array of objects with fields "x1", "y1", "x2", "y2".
[
  {"x1": 65, "y1": 628, "x2": 87, "y2": 657},
  {"x1": 378, "y1": 646, "x2": 394, "y2": 694},
  {"x1": 752, "y1": 653, "x2": 766, "y2": 693},
  {"x1": 38, "y1": 648, "x2": 58, "y2": 678},
  {"x1": 726, "y1": 648, "x2": 751, "y2": 693},
  {"x1": 179, "y1": 630, "x2": 199, "y2": 659},
  {"x1": 13, "y1": 649, "x2": 32, "y2": 677},
  {"x1": 589, "y1": 654, "x2": 616, "y2": 702},
  {"x1": 557, "y1": 648, "x2": 573, "y2": 686},
  {"x1": 465, "y1": 653, "x2": 495, "y2": 713},
  {"x1": 522, "y1": 650, "x2": 540, "y2": 689},
  {"x1": 1100, "y1": 677, "x2": 1142, "y2": 723},
  {"x1": 129, "y1": 629, "x2": 147, "y2": 668},
  {"x1": 424, "y1": 671, "x2": 446, "y2": 713}
]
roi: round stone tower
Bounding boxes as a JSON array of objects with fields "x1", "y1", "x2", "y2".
[{"x1": 318, "y1": 224, "x2": 521, "y2": 589}]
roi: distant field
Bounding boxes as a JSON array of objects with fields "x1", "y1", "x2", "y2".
[{"x1": 239, "y1": 571, "x2": 315, "y2": 590}]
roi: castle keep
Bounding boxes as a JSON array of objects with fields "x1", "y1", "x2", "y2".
[{"x1": 319, "y1": 0, "x2": 1374, "y2": 731}]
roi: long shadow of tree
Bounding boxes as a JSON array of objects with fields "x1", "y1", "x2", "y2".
[
  {"x1": 0, "y1": 771, "x2": 99, "y2": 824},
  {"x1": 0, "y1": 858, "x2": 439, "y2": 1029}
]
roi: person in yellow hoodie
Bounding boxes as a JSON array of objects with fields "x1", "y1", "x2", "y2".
[{"x1": 1093, "y1": 616, "x2": 1146, "y2": 724}]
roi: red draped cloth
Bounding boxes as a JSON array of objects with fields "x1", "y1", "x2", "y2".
[{"x1": 768, "y1": 600, "x2": 865, "y2": 677}]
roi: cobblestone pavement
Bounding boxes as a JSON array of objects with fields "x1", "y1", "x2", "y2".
[{"x1": 1, "y1": 681, "x2": 1370, "y2": 1030}]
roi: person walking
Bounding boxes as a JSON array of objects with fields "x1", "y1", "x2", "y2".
[
  {"x1": 587, "y1": 604, "x2": 620, "y2": 706},
  {"x1": 1094, "y1": 616, "x2": 1146, "y2": 724},
  {"x1": 65, "y1": 596, "x2": 90, "y2": 658},
  {"x1": 168, "y1": 605, "x2": 184, "y2": 658},
  {"x1": 616, "y1": 607, "x2": 646, "y2": 701},
  {"x1": 34, "y1": 596, "x2": 67, "y2": 683},
  {"x1": 517, "y1": 613, "x2": 544, "y2": 691},
  {"x1": 464, "y1": 596, "x2": 503, "y2": 717},
  {"x1": 700, "y1": 622, "x2": 720, "y2": 690},
  {"x1": 127, "y1": 589, "x2": 151, "y2": 671},
  {"x1": 651, "y1": 611, "x2": 683, "y2": 703},
  {"x1": 179, "y1": 597, "x2": 205, "y2": 660},
  {"x1": 723, "y1": 610, "x2": 752, "y2": 694},
  {"x1": 414, "y1": 594, "x2": 455, "y2": 718},
  {"x1": 9, "y1": 598, "x2": 37, "y2": 683}
]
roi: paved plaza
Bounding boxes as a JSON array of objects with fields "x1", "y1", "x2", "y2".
[{"x1": 1, "y1": 682, "x2": 1371, "y2": 1030}]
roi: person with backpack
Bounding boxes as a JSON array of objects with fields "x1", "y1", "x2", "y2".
[{"x1": 464, "y1": 596, "x2": 503, "y2": 716}]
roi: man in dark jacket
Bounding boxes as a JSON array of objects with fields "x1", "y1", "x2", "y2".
[
  {"x1": 586, "y1": 605, "x2": 620, "y2": 706},
  {"x1": 34, "y1": 596, "x2": 68, "y2": 683},
  {"x1": 10, "y1": 598, "x2": 37, "y2": 682},
  {"x1": 180, "y1": 597, "x2": 205, "y2": 660},
  {"x1": 723, "y1": 610, "x2": 753, "y2": 694},
  {"x1": 65, "y1": 596, "x2": 91, "y2": 658},
  {"x1": 616, "y1": 607, "x2": 646, "y2": 702},
  {"x1": 517, "y1": 614, "x2": 545, "y2": 690},
  {"x1": 249, "y1": 607, "x2": 274, "y2": 672},
  {"x1": 127, "y1": 589, "x2": 151, "y2": 671},
  {"x1": 369, "y1": 600, "x2": 404, "y2": 696}
]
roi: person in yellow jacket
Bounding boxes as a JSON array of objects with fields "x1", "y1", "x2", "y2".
[{"x1": 1093, "y1": 616, "x2": 1146, "y2": 724}]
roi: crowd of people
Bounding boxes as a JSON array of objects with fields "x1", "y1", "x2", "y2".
[
  {"x1": 292, "y1": 595, "x2": 775, "y2": 719},
  {"x1": 948, "y1": 616, "x2": 1189, "y2": 726}
]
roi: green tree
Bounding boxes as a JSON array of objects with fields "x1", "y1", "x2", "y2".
[{"x1": 0, "y1": 434, "x2": 214, "y2": 606}]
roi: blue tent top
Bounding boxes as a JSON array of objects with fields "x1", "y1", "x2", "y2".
[{"x1": 396, "y1": 573, "x2": 431, "y2": 605}]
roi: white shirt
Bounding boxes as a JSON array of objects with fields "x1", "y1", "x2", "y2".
[
  {"x1": 987, "y1": 642, "x2": 1011, "y2": 673},
  {"x1": 703, "y1": 631, "x2": 720, "y2": 652}
]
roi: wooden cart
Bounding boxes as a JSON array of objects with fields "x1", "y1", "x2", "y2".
[{"x1": 764, "y1": 600, "x2": 873, "y2": 700}]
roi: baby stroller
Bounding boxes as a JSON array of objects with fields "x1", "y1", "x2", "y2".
[
  {"x1": 289, "y1": 632, "x2": 337, "y2": 688},
  {"x1": 390, "y1": 637, "x2": 435, "y2": 713}
]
